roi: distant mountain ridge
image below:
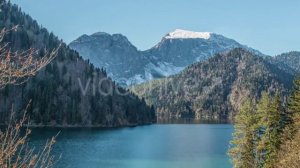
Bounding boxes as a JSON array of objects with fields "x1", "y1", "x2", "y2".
[{"x1": 70, "y1": 29, "x2": 264, "y2": 86}]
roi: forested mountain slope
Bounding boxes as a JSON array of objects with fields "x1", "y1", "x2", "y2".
[
  {"x1": 0, "y1": 1, "x2": 155, "y2": 127},
  {"x1": 132, "y1": 49, "x2": 296, "y2": 122},
  {"x1": 266, "y1": 51, "x2": 300, "y2": 75}
]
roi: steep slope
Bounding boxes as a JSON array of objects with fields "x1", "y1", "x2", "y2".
[
  {"x1": 70, "y1": 29, "x2": 263, "y2": 86},
  {"x1": 0, "y1": 1, "x2": 156, "y2": 127},
  {"x1": 132, "y1": 48, "x2": 294, "y2": 123}
]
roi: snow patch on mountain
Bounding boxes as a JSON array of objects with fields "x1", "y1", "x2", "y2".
[
  {"x1": 125, "y1": 74, "x2": 146, "y2": 86},
  {"x1": 124, "y1": 62, "x2": 185, "y2": 86},
  {"x1": 146, "y1": 62, "x2": 185, "y2": 77},
  {"x1": 165, "y1": 29, "x2": 211, "y2": 39}
]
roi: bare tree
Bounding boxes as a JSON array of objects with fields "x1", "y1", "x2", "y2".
[
  {"x1": 0, "y1": 105, "x2": 59, "y2": 168},
  {"x1": 0, "y1": 26, "x2": 60, "y2": 168},
  {"x1": 0, "y1": 26, "x2": 59, "y2": 88}
]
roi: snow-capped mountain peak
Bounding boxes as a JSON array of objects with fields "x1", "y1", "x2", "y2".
[
  {"x1": 70, "y1": 29, "x2": 264, "y2": 86},
  {"x1": 164, "y1": 29, "x2": 212, "y2": 39}
]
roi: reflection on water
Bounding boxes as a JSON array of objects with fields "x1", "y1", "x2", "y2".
[
  {"x1": 157, "y1": 118, "x2": 230, "y2": 124},
  {"x1": 29, "y1": 124, "x2": 233, "y2": 168}
]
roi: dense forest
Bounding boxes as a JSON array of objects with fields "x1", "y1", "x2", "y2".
[
  {"x1": 0, "y1": 0, "x2": 156, "y2": 127},
  {"x1": 132, "y1": 49, "x2": 300, "y2": 122}
]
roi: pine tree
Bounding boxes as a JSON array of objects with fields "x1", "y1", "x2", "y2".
[
  {"x1": 260, "y1": 93, "x2": 283, "y2": 168},
  {"x1": 255, "y1": 92, "x2": 271, "y2": 166},
  {"x1": 229, "y1": 99, "x2": 259, "y2": 168}
]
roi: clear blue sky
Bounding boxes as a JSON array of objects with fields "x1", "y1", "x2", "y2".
[{"x1": 12, "y1": 0, "x2": 300, "y2": 55}]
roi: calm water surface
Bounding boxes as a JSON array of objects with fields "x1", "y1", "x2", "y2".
[{"x1": 30, "y1": 124, "x2": 233, "y2": 168}]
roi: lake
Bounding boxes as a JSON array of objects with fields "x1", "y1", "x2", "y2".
[{"x1": 29, "y1": 124, "x2": 233, "y2": 168}]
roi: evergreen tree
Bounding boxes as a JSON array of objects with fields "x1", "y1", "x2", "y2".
[
  {"x1": 230, "y1": 79, "x2": 300, "y2": 168},
  {"x1": 230, "y1": 92, "x2": 287, "y2": 168},
  {"x1": 289, "y1": 76, "x2": 300, "y2": 130},
  {"x1": 260, "y1": 93, "x2": 283, "y2": 168},
  {"x1": 229, "y1": 99, "x2": 259, "y2": 168},
  {"x1": 255, "y1": 92, "x2": 271, "y2": 166},
  {"x1": 275, "y1": 77, "x2": 300, "y2": 167}
]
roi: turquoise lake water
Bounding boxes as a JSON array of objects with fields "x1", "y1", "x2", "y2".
[{"x1": 30, "y1": 124, "x2": 233, "y2": 168}]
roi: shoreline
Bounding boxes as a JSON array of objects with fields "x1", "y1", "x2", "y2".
[
  {"x1": 0, "y1": 118, "x2": 234, "y2": 129},
  {"x1": 0, "y1": 122, "x2": 155, "y2": 129}
]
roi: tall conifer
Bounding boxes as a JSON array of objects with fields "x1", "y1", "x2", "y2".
[{"x1": 229, "y1": 99, "x2": 259, "y2": 168}]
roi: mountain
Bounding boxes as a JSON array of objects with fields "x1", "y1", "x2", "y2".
[
  {"x1": 70, "y1": 29, "x2": 263, "y2": 86},
  {"x1": 69, "y1": 32, "x2": 149, "y2": 86},
  {"x1": 0, "y1": 1, "x2": 156, "y2": 127},
  {"x1": 144, "y1": 29, "x2": 263, "y2": 67},
  {"x1": 131, "y1": 48, "x2": 296, "y2": 123}
]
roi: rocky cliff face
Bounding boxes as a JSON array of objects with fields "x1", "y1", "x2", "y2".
[
  {"x1": 0, "y1": 1, "x2": 156, "y2": 127},
  {"x1": 132, "y1": 49, "x2": 296, "y2": 123},
  {"x1": 69, "y1": 32, "x2": 149, "y2": 86},
  {"x1": 70, "y1": 29, "x2": 262, "y2": 86}
]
